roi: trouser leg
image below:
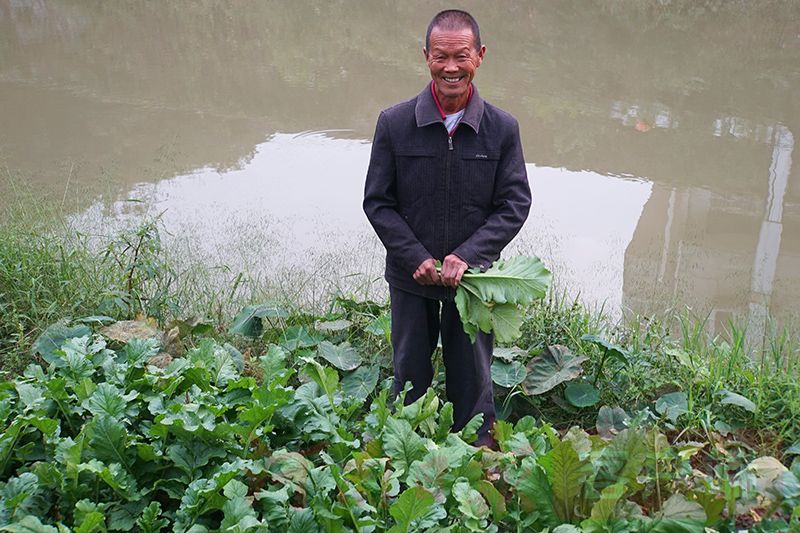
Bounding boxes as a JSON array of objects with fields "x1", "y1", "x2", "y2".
[
  {"x1": 440, "y1": 299, "x2": 496, "y2": 437},
  {"x1": 389, "y1": 286, "x2": 440, "y2": 403}
]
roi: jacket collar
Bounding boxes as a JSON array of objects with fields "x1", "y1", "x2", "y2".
[{"x1": 415, "y1": 81, "x2": 485, "y2": 134}]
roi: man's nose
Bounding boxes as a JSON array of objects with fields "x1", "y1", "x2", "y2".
[{"x1": 443, "y1": 58, "x2": 459, "y2": 72}]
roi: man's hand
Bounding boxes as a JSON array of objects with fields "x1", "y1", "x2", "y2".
[
  {"x1": 440, "y1": 254, "x2": 468, "y2": 288},
  {"x1": 413, "y1": 258, "x2": 442, "y2": 286}
]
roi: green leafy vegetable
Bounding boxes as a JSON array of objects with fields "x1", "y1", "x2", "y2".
[
  {"x1": 454, "y1": 256, "x2": 551, "y2": 343},
  {"x1": 523, "y1": 345, "x2": 587, "y2": 395}
]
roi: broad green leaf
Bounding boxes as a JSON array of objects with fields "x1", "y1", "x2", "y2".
[
  {"x1": 564, "y1": 382, "x2": 600, "y2": 407},
  {"x1": 287, "y1": 508, "x2": 321, "y2": 533},
  {"x1": 33, "y1": 323, "x2": 91, "y2": 365},
  {"x1": 83, "y1": 383, "x2": 138, "y2": 419},
  {"x1": 595, "y1": 429, "x2": 647, "y2": 492},
  {"x1": 455, "y1": 256, "x2": 551, "y2": 343},
  {"x1": 524, "y1": 345, "x2": 587, "y2": 395},
  {"x1": 552, "y1": 526, "x2": 583, "y2": 533},
  {"x1": 266, "y1": 450, "x2": 312, "y2": 491},
  {"x1": 596, "y1": 406, "x2": 629, "y2": 439},
  {"x1": 122, "y1": 338, "x2": 160, "y2": 367},
  {"x1": 581, "y1": 335, "x2": 630, "y2": 365},
  {"x1": 55, "y1": 434, "x2": 86, "y2": 481},
  {"x1": 432, "y1": 402, "x2": 455, "y2": 443},
  {"x1": 383, "y1": 418, "x2": 427, "y2": 478},
  {"x1": 660, "y1": 493, "x2": 706, "y2": 521},
  {"x1": 488, "y1": 302, "x2": 526, "y2": 344},
  {"x1": 223, "y1": 479, "x2": 249, "y2": 500},
  {"x1": 719, "y1": 390, "x2": 756, "y2": 413},
  {"x1": 222, "y1": 343, "x2": 245, "y2": 373},
  {"x1": 655, "y1": 392, "x2": 688, "y2": 423},
  {"x1": 78, "y1": 459, "x2": 139, "y2": 500},
  {"x1": 491, "y1": 360, "x2": 527, "y2": 388},
  {"x1": 689, "y1": 490, "x2": 725, "y2": 525},
  {"x1": 1, "y1": 472, "x2": 47, "y2": 520},
  {"x1": 317, "y1": 341, "x2": 362, "y2": 371},
  {"x1": 774, "y1": 471, "x2": 800, "y2": 499},
  {"x1": 341, "y1": 365, "x2": 380, "y2": 402},
  {"x1": 458, "y1": 414, "x2": 484, "y2": 444},
  {"x1": 785, "y1": 441, "x2": 800, "y2": 455},
  {"x1": 15, "y1": 383, "x2": 45, "y2": 412},
  {"x1": 260, "y1": 344, "x2": 289, "y2": 386},
  {"x1": 512, "y1": 456, "x2": 559, "y2": 528},
  {"x1": 88, "y1": 415, "x2": 130, "y2": 469},
  {"x1": 388, "y1": 486, "x2": 434, "y2": 533},
  {"x1": 539, "y1": 439, "x2": 593, "y2": 522},
  {"x1": 187, "y1": 339, "x2": 240, "y2": 387},
  {"x1": 280, "y1": 326, "x2": 320, "y2": 351},
  {"x1": 303, "y1": 464, "x2": 336, "y2": 499},
  {"x1": 589, "y1": 482, "x2": 626, "y2": 521},
  {"x1": 221, "y1": 496, "x2": 260, "y2": 531},
  {"x1": 301, "y1": 357, "x2": 339, "y2": 403},
  {"x1": 406, "y1": 449, "x2": 450, "y2": 499},
  {"x1": 2, "y1": 515, "x2": 59, "y2": 532},
  {"x1": 365, "y1": 314, "x2": 390, "y2": 337},
  {"x1": 452, "y1": 479, "x2": 490, "y2": 521},
  {"x1": 563, "y1": 426, "x2": 592, "y2": 460},
  {"x1": 315, "y1": 319, "x2": 352, "y2": 332},
  {"x1": 476, "y1": 480, "x2": 507, "y2": 520},
  {"x1": 57, "y1": 337, "x2": 97, "y2": 383},
  {"x1": 74, "y1": 510, "x2": 105, "y2": 533},
  {"x1": 136, "y1": 501, "x2": 168, "y2": 533},
  {"x1": 493, "y1": 345, "x2": 527, "y2": 362},
  {"x1": 746, "y1": 456, "x2": 787, "y2": 489},
  {"x1": 168, "y1": 442, "x2": 227, "y2": 481},
  {"x1": 460, "y1": 256, "x2": 551, "y2": 305},
  {"x1": 229, "y1": 303, "x2": 287, "y2": 337}
]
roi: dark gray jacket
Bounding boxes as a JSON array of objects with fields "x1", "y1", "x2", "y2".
[{"x1": 363, "y1": 83, "x2": 531, "y2": 299}]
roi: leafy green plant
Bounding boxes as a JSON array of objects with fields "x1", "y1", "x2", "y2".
[
  {"x1": 454, "y1": 256, "x2": 552, "y2": 343},
  {"x1": 1, "y1": 320, "x2": 800, "y2": 531}
]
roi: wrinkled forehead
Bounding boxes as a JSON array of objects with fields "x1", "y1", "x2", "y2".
[{"x1": 427, "y1": 27, "x2": 478, "y2": 51}]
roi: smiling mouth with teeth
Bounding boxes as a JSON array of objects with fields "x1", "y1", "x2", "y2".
[{"x1": 443, "y1": 76, "x2": 464, "y2": 82}]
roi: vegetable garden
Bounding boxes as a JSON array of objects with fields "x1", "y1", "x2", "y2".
[{"x1": 2, "y1": 220, "x2": 800, "y2": 531}]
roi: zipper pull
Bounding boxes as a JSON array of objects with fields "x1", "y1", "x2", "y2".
[{"x1": 448, "y1": 136, "x2": 453, "y2": 151}]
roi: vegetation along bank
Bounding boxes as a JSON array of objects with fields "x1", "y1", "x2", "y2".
[{"x1": 1, "y1": 211, "x2": 800, "y2": 531}]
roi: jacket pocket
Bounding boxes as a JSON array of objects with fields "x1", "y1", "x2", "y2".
[
  {"x1": 395, "y1": 146, "x2": 439, "y2": 208},
  {"x1": 458, "y1": 151, "x2": 499, "y2": 208}
]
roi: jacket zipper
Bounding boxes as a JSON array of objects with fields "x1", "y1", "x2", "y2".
[{"x1": 444, "y1": 126, "x2": 458, "y2": 299}]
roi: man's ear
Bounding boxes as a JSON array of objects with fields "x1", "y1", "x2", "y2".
[{"x1": 422, "y1": 47, "x2": 428, "y2": 60}]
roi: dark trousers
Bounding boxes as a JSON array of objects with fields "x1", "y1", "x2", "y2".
[{"x1": 389, "y1": 285, "x2": 495, "y2": 437}]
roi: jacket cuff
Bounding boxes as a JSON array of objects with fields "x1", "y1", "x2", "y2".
[
  {"x1": 451, "y1": 246, "x2": 490, "y2": 272},
  {"x1": 402, "y1": 246, "x2": 435, "y2": 276}
]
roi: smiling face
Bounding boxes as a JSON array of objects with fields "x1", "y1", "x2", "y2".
[{"x1": 424, "y1": 26, "x2": 485, "y2": 113}]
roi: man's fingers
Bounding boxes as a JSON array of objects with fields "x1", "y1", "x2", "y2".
[
  {"x1": 413, "y1": 258, "x2": 443, "y2": 285},
  {"x1": 441, "y1": 255, "x2": 468, "y2": 287}
]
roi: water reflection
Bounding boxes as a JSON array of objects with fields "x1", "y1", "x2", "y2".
[
  {"x1": 71, "y1": 133, "x2": 652, "y2": 312},
  {"x1": 1, "y1": 0, "x2": 799, "y2": 327}
]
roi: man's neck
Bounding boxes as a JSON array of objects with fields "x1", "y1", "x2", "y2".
[{"x1": 431, "y1": 83, "x2": 473, "y2": 117}]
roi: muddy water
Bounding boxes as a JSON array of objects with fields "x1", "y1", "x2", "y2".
[{"x1": 1, "y1": 1, "x2": 799, "y2": 332}]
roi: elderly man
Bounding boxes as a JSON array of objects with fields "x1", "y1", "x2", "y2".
[{"x1": 363, "y1": 9, "x2": 531, "y2": 447}]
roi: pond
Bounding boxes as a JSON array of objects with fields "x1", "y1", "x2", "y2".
[{"x1": 1, "y1": 0, "x2": 799, "y2": 336}]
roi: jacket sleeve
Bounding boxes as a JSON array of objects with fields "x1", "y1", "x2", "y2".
[
  {"x1": 363, "y1": 111, "x2": 433, "y2": 274},
  {"x1": 453, "y1": 119, "x2": 531, "y2": 269}
]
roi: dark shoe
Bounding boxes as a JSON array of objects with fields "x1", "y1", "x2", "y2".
[{"x1": 472, "y1": 433, "x2": 499, "y2": 451}]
